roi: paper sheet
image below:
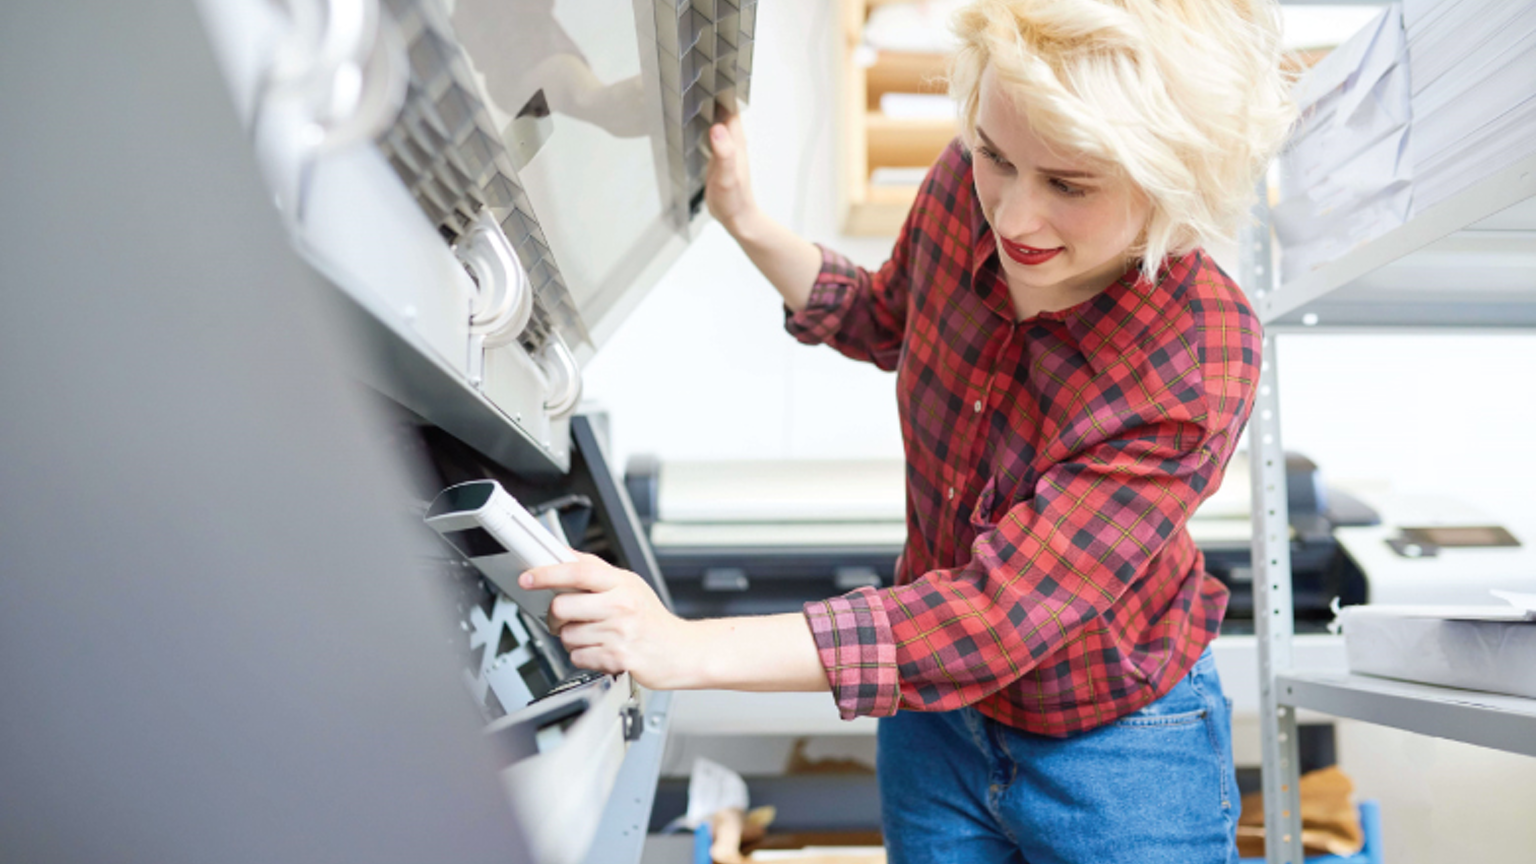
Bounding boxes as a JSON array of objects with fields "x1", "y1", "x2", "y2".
[{"x1": 683, "y1": 757, "x2": 750, "y2": 830}]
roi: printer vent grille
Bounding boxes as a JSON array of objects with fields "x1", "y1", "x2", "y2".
[
  {"x1": 653, "y1": 0, "x2": 759, "y2": 226},
  {"x1": 375, "y1": 0, "x2": 588, "y2": 354}
]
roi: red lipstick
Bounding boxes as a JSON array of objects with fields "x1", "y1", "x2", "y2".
[{"x1": 999, "y1": 237, "x2": 1063, "y2": 266}]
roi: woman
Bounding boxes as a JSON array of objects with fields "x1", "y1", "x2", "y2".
[{"x1": 523, "y1": 0, "x2": 1295, "y2": 860}]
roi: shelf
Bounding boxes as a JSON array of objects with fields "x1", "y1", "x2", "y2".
[
  {"x1": 840, "y1": 0, "x2": 953, "y2": 236},
  {"x1": 1260, "y1": 151, "x2": 1536, "y2": 329},
  {"x1": 865, "y1": 51, "x2": 949, "y2": 107},
  {"x1": 844, "y1": 184, "x2": 919, "y2": 235},
  {"x1": 866, "y1": 112, "x2": 957, "y2": 170},
  {"x1": 1277, "y1": 671, "x2": 1536, "y2": 759},
  {"x1": 1251, "y1": 19, "x2": 1536, "y2": 858}
]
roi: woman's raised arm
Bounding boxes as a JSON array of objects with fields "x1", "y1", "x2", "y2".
[{"x1": 705, "y1": 110, "x2": 822, "y2": 313}]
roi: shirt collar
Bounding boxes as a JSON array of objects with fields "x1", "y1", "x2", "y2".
[
  {"x1": 963, "y1": 149, "x2": 1015, "y2": 321},
  {"x1": 1058, "y1": 251, "x2": 1200, "y2": 376},
  {"x1": 964, "y1": 145, "x2": 996, "y2": 284}
]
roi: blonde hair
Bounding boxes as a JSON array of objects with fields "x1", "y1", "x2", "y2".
[{"x1": 948, "y1": 0, "x2": 1296, "y2": 279}]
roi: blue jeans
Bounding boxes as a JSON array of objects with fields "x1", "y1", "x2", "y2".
[{"x1": 877, "y1": 649, "x2": 1239, "y2": 864}]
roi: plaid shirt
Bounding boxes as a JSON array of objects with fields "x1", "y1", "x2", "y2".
[{"x1": 791, "y1": 139, "x2": 1259, "y2": 737}]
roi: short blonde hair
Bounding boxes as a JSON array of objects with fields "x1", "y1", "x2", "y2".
[{"x1": 948, "y1": 0, "x2": 1296, "y2": 278}]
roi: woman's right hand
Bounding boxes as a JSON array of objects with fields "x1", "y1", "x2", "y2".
[
  {"x1": 700, "y1": 107, "x2": 822, "y2": 312},
  {"x1": 705, "y1": 109, "x2": 757, "y2": 236}
]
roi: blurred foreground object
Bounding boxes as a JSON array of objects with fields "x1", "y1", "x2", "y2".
[{"x1": 0, "y1": 3, "x2": 530, "y2": 862}]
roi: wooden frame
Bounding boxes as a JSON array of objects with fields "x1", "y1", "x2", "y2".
[{"x1": 839, "y1": 0, "x2": 955, "y2": 236}]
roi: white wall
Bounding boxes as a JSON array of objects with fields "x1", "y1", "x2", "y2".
[
  {"x1": 1336, "y1": 721, "x2": 1536, "y2": 864},
  {"x1": 1276, "y1": 333, "x2": 1536, "y2": 523},
  {"x1": 584, "y1": 0, "x2": 903, "y2": 466}
]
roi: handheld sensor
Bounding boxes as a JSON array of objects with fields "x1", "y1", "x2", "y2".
[{"x1": 426, "y1": 480, "x2": 575, "y2": 626}]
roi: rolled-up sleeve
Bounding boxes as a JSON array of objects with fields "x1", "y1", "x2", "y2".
[
  {"x1": 803, "y1": 586, "x2": 901, "y2": 719},
  {"x1": 784, "y1": 228, "x2": 917, "y2": 373}
]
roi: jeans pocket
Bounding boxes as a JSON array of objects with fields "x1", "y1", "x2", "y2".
[
  {"x1": 1114, "y1": 706, "x2": 1208, "y2": 728},
  {"x1": 1115, "y1": 676, "x2": 1209, "y2": 728}
]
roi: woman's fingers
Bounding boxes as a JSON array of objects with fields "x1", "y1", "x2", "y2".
[
  {"x1": 560, "y1": 623, "x2": 628, "y2": 676},
  {"x1": 705, "y1": 105, "x2": 755, "y2": 231},
  {"x1": 710, "y1": 121, "x2": 735, "y2": 163},
  {"x1": 546, "y1": 611, "x2": 567, "y2": 636},
  {"x1": 520, "y1": 556, "x2": 620, "y2": 593},
  {"x1": 512, "y1": 555, "x2": 692, "y2": 688},
  {"x1": 547, "y1": 589, "x2": 608, "y2": 625},
  {"x1": 727, "y1": 108, "x2": 748, "y2": 150},
  {"x1": 556, "y1": 621, "x2": 604, "y2": 650},
  {"x1": 708, "y1": 122, "x2": 739, "y2": 201},
  {"x1": 568, "y1": 646, "x2": 622, "y2": 675}
]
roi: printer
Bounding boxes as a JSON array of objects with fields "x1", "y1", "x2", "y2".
[{"x1": 194, "y1": 1, "x2": 759, "y2": 862}]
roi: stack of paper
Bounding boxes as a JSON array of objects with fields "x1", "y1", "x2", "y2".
[
  {"x1": 878, "y1": 92, "x2": 957, "y2": 120},
  {"x1": 1273, "y1": 5, "x2": 1412, "y2": 283},
  {"x1": 1402, "y1": 0, "x2": 1536, "y2": 214},
  {"x1": 861, "y1": 0, "x2": 965, "y2": 54},
  {"x1": 1343, "y1": 591, "x2": 1536, "y2": 700}
]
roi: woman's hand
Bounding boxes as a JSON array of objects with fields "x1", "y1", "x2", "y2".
[
  {"x1": 704, "y1": 109, "x2": 758, "y2": 235},
  {"x1": 523, "y1": 554, "x2": 831, "y2": 694},
  {"x1": 700, "y1": 107, "x2": 821, "y2": 310},
  {"x1": 521, "y1": 553, "x2": 701, "y2": 690}
]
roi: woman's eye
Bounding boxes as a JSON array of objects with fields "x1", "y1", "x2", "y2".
[
  {"x1": 1050, "y1": 177, "x2": 1086, "y2": 197},
  {"x1": 979, "y1": 146, "x2": 1011, "y2": 168}
]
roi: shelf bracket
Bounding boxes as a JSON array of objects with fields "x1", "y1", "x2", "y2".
[{"x1": 1244, "y1": 196, "x2": 1305, "y2": 864}]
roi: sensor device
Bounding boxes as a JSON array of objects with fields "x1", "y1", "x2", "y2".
[{"x1": 426, "y1": 480, "x2": 575, "y2": 625}]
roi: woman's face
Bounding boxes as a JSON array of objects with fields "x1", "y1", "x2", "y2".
[{"x1": 971, "y1": 66, "x2": 1151, "y2": 307}]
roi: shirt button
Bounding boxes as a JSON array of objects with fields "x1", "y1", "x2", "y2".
[
  {"x1": 947, "y1": 487, "x2": 955, "y2": 500},
  {"x1": 973, "y1": 399, "x2": 983, "y2": 413}
]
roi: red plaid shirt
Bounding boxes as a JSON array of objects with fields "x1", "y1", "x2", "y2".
[{"x1": 792, "y1": 139, "x2": 1259, "y2": 737}]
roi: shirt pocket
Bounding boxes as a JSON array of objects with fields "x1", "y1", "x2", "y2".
[
  {"x1": 969, "y1": 470, "x2": 1036, "y2": 530},
  {"x1": 969, "y1": 476, "x2": 999, "y2": 530}
]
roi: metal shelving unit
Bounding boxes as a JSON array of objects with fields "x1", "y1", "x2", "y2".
[
  {"x1": 1254, "y1": 152, "x2": 1536, "y2": 330},
  {"x1": 1277, "y1": 673, "x2": 1536, "y2": 759},
  {"x1": 1245, "y1": 112, "x2": 1536, "y2": 864}
]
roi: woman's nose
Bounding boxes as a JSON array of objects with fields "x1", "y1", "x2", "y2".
[{"x1": 994, "y1": 181, "x2": 1047, "y2": 238}]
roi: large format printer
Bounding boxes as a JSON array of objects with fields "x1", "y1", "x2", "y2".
[
  {"x1": 3, "y1": 3, "x2": 754, "y2": 864},
  {"x1": 632, "y1": 452, "x2": 1536, "y2": 633},
  {"x1": 627, "y1": 453, "x2": 1381, "y2": 632}
]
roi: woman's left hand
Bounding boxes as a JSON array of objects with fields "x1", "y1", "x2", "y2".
[{"x1": 520, "y1": 553, "x2": 700, "y2": 690}]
